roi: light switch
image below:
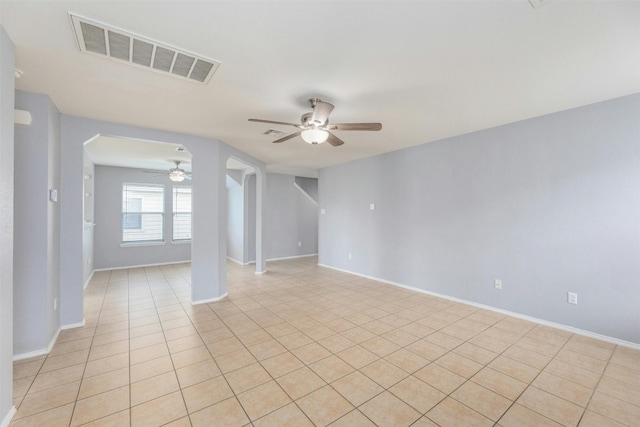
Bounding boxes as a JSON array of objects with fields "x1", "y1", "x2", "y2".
[
  {"x1": 49, "y1": 189, "x2": 58, "y2": 202},
  {"x1": 370, "y1": 203, "x2": 376, "y2": 210}
]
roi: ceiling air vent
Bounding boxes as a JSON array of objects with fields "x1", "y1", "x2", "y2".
[{"x1": 70, "y1": 13, "x2": 220, "y2": 84}]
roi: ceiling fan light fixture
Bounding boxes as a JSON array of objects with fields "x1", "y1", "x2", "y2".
[
  {"x1": 301, "y1": 128, "x2": 329, "y2": 145},
  {"x1": 169, "y1": 170, "x2": 185, "y2": 182}
]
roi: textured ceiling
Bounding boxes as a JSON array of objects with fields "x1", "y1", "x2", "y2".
[{"x1": 2, "y1": 1, "x2": 639, "y2": 177}]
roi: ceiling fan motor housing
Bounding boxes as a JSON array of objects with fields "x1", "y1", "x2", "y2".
[{"x1": 301, "y1": 112, "x2": 321, "y2": 127}]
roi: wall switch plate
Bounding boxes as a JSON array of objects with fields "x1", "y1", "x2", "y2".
[
  {"x1": 348, "y1": 253, "x2": 352, "y2": 260},
  {"x1": 320, "y1": 209, "x2": 326, "y2": 215},
  {"x1": 49, "y1": 189, "x2": 58, "y2": 202},
  {"x1": 298, "y1": 241, "x2": 302, "y2": 248},
  {"x1": 54, "y1": 298, "x2": 57, "y2": 311},
  {"x1": 567, "y1": 292, "x2": 578, "y2": 304},
  {"x1": 370, "y1": 203, "x2": 376, "y2": 210},
  {"x1": 494, "y1": 279, "x2": 502, "y2": 290}
]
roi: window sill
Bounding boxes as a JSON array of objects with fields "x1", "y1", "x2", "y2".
[
  {"x1": 120, "y1": 241, "x2": 165, "y2": 248},
  {"x1": 172, "y1": 240, "x2": 192, "y2": 245}
]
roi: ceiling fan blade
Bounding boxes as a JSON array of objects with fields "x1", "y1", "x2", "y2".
[
  {"x1": 273, "y1": 131, "x2": 302, "y2": 143},
  {"x1": 327, "y1": 123, "x2": 382, "y2": 131},
  {"x1": 311, "y1": 100, "x2": 334, "y2": 125},
  {"x1": 249, "y1": 118, "x2": 301, "y2": 128},
  {"x1": 326, "y1": 132, "x2": 345, "y2": 147}
]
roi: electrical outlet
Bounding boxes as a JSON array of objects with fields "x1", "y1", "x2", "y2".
[
  {"x1": 494, "y1": 279, "x2": 502, "y2": 290},
  {"x1": 567, "y1": 292, "x2": 578, "y2": 305}
]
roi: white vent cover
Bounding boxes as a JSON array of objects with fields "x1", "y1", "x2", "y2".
[{"x1": 70, "y1": 13, "x2": 220, "y2": 84}]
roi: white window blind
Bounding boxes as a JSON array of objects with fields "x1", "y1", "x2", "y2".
[
  {"x1": 173, "y1": 186, "x2": 192, "y2": 241},
  {"x1": 122, "y1": 184, "x2": 164, "y2": 243}
]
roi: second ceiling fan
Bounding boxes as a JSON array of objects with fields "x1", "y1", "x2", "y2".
[{"x1": 249, "y1": 98, "x2": 382, "y2": 147}]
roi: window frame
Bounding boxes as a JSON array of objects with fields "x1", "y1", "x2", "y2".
[
  {"x1": 121, "y1": 183, "x2": 165, "y2": 244},
  {"x1": 172, "y1": 185, "x2": 192, "y2": 242}
]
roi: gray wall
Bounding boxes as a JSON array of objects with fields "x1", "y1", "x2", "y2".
[
  {"x1": 13, "y1": 90, "x2": 61, "y2": 356},
  {"x1": 319, "y1": 94, "x2": 640, "y2": 345},
  {"x1": 0, "y1": 25, "x2": 15, "y2": 425},
  {"x1": 266, "y1": 174, "x2": 318, "y2": 260},
  {"x1": 242, "y1": 173, "x2": 318, "y2": 263},
  {"x1": 93, "y1": 165, "x2": 192, "y2": 270},
  {"x1": 60, "y1": 114, "x2": 267, "y2": 321},
  {"x1": 82, "y1": 152, "x2": 95, "y2": 285},
  {"x1": 226, "y1": 173, "x2": 244, "y2": 263},
  {"x1": 295, "y1": 176, "x2": 318, "y2": 203}
]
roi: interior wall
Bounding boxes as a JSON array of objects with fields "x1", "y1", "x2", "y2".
[
  {"x1": 82, "y1": 152, "x2": 94, "y2": 286},
  {"x1": 0, "y1": 25, "x2": 16, "y2": 425},
  {"x1": 245, "y1": 173, "x2": 318, "y2": 262},
  {"x1": 319, "y1": 94, "x2": 640, "y2": 345},
  {"x1": 60, "y1": 114, "x2": 266, "y2": 317},
  {"x1": 247, "y1": 174, "x2": 257, "y2": 263},
  {"x1": 295, "y1": 176, "x2": 319, "y2": 203},
  {"x1": 93, "y1": 165, "x2": 192, "y2": 270},
  {"x1": 13, "y1": 90, "x2": 60, "y2": 356},
  {"x1": 46, "y1": 91, "x2": 61, "y2": 348},
  {"x1": 226, "y1": 172, "x2": 244, "y2": 264},
  {"x1": 266, "y1": 173, "x2": 318, "y2": 260}
]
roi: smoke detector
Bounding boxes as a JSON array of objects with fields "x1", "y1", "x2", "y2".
[{"x1": 69, "y1": 13, "x2": 220, "y2": 84}]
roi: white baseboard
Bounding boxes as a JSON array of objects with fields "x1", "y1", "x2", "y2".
[
  {"x1": 318, "y1": 263, "x2": 640, "y2": 350},
  {"x1": 13, "y1": 326, "x2": 61, "y2": 361},
  {"x1": 227, "y1": 257, "x2": 249, "y2": 266},
  {"x1": 61, "y1": 320, "x2": 85, "y2": 330},
  {"x1": 94, "y1": 259, "x2": 191, "y2": 272},
  {"x1": 13, "y1": 348, "x2": 48, "y2": 362},
  {"x1": 192, "y1": 292, "x2": 228, "y2": 305},
  {"x1": 267, "y1": 253, "x2": 318, "y2": 262},
  {"x1": 13, "y1": 328, "x2": 60, "y2": 362},
  {"x1": 246, "y1": 253, "x2": 319, "y2": 265},
  {"x1": 1, "y1": 406, "x2": 16, "y2": 427}
]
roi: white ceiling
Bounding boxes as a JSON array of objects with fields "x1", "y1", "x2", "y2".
[{"x1": 2, "y1": 1, "x2": 639, "y2": 177}]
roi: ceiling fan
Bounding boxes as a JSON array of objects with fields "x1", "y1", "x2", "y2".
[
  {"x1": 142, "y1": 160, "x2": 191, "y2": 182},
  {"x1": 249, "y1": 98, "x2": 382, "y2": 146}
]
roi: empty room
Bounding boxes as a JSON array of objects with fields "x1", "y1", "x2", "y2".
[{"x1": 0, "y1": 1, "x2": 638, "y2": 426}]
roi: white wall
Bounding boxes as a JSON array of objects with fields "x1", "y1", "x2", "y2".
[
  {"x1": 319, "y1": 94, "x2": 640, "y2": 345},
  {"x1": 13, "y1": 90, "x2": 61, "y2": 357},
  {"x1": 93, "y1": 165, "x2": 192, "y2": 269},
  {"x1": 0, "y1": 24, "x2": 15, "y2": 426}
]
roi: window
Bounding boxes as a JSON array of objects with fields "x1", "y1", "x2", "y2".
[
  {"x1": 122, "y1": 184, "x2": 164, "y2": 243},
  {"x1": 173, "y1": 186, "x2": 192, "y2": 241},
  {"x1": 122, "y1": 198, "x2": 142, "y2": 229}
]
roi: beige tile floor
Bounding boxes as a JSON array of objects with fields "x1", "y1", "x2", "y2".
[{"x1": 10, "y1": 257, "x2": 640, "y2": 426}]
